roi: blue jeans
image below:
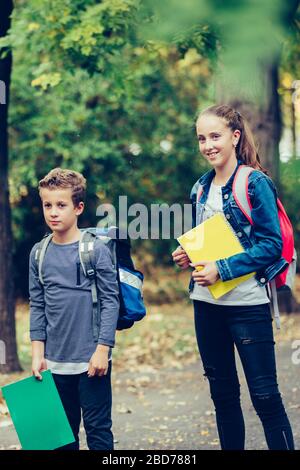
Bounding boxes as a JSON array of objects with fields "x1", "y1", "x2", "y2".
[
  {"x1": 52, "y1": 362, "x2": 113, "y2": 450},
  {"x1": 193, "y1": 301, "x2": 294, "y2": 450}
]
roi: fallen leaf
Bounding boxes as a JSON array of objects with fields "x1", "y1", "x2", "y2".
[{"x1": 116, "y1": 404, "x2": 132, "y2": 414}]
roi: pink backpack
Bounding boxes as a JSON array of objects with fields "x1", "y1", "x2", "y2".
[
  {"x1": 232, "y1": 165, "x2": 297, "y2": 328},
  {"x1": 196, "y1": 165, "x2": 297, "y2": 328}
]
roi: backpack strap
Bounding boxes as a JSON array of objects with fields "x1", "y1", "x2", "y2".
[
  {"x1": 232, "y1": 165, "x2": 254, "y2": 225},
  {"x1": 233, "y1": 166, "x2": 281, "y2": 329},
  {"x1": 35, "y1": 234, "x2": 53, "y2": 285},
  {"x1": 196, "y1": 183, "x2": 203, "y2": 203},
  {"x1": 79, "y1": 230, "x2": 99, "y2": 342},
  {"x1": 194, "y1": 183, "x2": 204, "y2": 225},
  {"x1": 79, "y1": 229, "x2": 96, "y2": 277},
  {"x1": 270, "y1": 279, "x2": 281, "y2": 329}
]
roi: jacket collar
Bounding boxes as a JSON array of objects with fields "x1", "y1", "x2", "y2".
[{"x1": 199, "y1": 158, "x2": 244, "y2": 191}]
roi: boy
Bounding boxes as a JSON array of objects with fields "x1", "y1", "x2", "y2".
[{"x1": 29, "y1": 168, "x2": 119, "y2": 450}]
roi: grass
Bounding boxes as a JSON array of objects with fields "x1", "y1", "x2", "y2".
[
  {"x1": 15, "y1": 302, "x2": 31, "y2": 371},
  {"x1": 5, "y1": 269, "x2": 300, "y2": 380},
  {"x1": 12, "y1": 297, "x2": 198, "y2": 376}
]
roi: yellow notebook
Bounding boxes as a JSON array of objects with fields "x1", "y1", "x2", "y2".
[{"x1": 177, "y1": 213, "x2": 255, "y2": 299}]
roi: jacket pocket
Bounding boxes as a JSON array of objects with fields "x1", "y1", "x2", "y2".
[{"x1": 228, "y1": 198, "x2": 251, "y2": 227}]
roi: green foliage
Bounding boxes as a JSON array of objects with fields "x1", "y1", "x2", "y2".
[
  {"x1": 140, "y1": 0, "x2": 298, "y2": 104},
  {"x1": 4, "y1": 0, "x2": 139, "y2": 77},
  {"x1": 280, "y1": 159, "x2": 300, "y2": 270},
  {"x1": 1, "y1": 0, "x2": 298, "y2": 297},
  {"x1": 2, "y1": 0, "x2": 214, "y2": 296}
]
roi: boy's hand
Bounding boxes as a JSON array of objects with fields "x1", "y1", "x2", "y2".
[
  {"x1": 32, "y1": 357, "x2": 48, "y2": 381},
  {"x1": 191, "y1": 261, "x2": 220, "y2": 286},
  {"x1": 31, "y1": 341, "x2": 47, "y2": 380},
  {"x1": 172, "y1": 246, "x2": 190, "y2": 270},
  {"x1": 88, "y1": 345, "x2": 109, "y2": 378}
]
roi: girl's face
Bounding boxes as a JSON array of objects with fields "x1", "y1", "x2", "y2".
[{"x1": 196, "y1": 114, "x2": 240, "y2": 169}]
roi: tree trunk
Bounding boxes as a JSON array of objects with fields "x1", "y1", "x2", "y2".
[
  {"x1": 215, "y1": 57, "x2": 281, "y2": 185},
  {"x1": 216, "y1": 57, "x2": 299, "y2": 315},
  {"x1": 0, "y1": 0, "x2": 22, "y2": 372}
]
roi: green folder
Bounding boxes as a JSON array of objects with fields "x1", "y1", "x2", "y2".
[{"x1": 1, "y1": 370, "x2": 75, "y2": 450}]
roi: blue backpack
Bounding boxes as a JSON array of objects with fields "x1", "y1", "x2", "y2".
[{"x1": 35, "y1": 226, "x2": 146, "y2": 340}]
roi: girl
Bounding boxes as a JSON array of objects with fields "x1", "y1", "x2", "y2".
[{"x1": 172, "y1": 104, "x2": 294, "y2": 450}]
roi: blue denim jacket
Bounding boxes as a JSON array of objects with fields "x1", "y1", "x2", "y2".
[{"x1": 189, "y1": 159, "x2": 288, "y2": 292}]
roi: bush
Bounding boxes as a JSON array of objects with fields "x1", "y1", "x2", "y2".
[{"x1": 280, "y1": 159, "x2": 300, "y2": 271}]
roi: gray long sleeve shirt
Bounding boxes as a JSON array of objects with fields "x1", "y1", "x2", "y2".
[{"x1": 29, "y1": 238, "x2": 119, "y2": 363}]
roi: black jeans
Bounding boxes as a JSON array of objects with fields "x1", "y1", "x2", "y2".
[
  {"x1": 193, "y1": 301, "x2": 294, "y2": 450},
  {"x1": 52, "y1": 362, "x2": 113, "y2": 450}
]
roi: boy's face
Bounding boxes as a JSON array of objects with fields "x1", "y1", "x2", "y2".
[{"x1": 40, "y1": 187, "x2": 84, "y2": 233}]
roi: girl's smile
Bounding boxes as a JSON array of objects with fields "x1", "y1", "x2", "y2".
[{"x1": 196, "y1": 113, "x2": 240, "y2": 175}]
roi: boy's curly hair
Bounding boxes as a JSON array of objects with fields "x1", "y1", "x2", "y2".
[{"x1": 38, "y1": 168, "x2": 86, "y2": 207}]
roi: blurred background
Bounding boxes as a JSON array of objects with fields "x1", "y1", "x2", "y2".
[{"x1": 0, "y1": 0, "x2": 300, "y2": 377}]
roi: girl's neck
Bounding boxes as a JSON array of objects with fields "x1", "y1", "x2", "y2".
[{"x1": 213, "y1": 158, "x2": 238, "y2": 186}]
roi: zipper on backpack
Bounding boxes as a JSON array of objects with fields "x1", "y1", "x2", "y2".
[{"x1": 76, "y1": 262, "x2": 81, "y2": 286}]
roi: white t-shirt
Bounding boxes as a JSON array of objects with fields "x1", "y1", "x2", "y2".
[
  {"x1": 46, "y1": 357, "x2": 112, "y2": 375},
  {"x1": 46, "y1": 360, "x2": 90, "y2": 375},
  {"x1": 190, "y1": 182, "x2": 270, "y2": 306}
]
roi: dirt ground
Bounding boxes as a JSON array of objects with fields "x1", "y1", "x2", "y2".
[{"x1": 0, "y1": 339, "x2": 299, "y2": 450}]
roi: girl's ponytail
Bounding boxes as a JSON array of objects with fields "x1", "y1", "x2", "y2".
[
  {"x1": 198, "y1": 104, "x2": 268, "y2": 175},
  {"x1": 238, "y1": 119, "x2": 268, "y2": 175}
]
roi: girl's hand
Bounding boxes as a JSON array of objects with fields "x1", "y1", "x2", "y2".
[
  {"x1": 172, "y1": 246, "x2": 191, "y2": 270},
  {"x1": 88, "y1": 345, "x2": 109, "y2": 377},
  {"x1": 191, "y1": 261, "x2": 220, "y2": 286}
]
